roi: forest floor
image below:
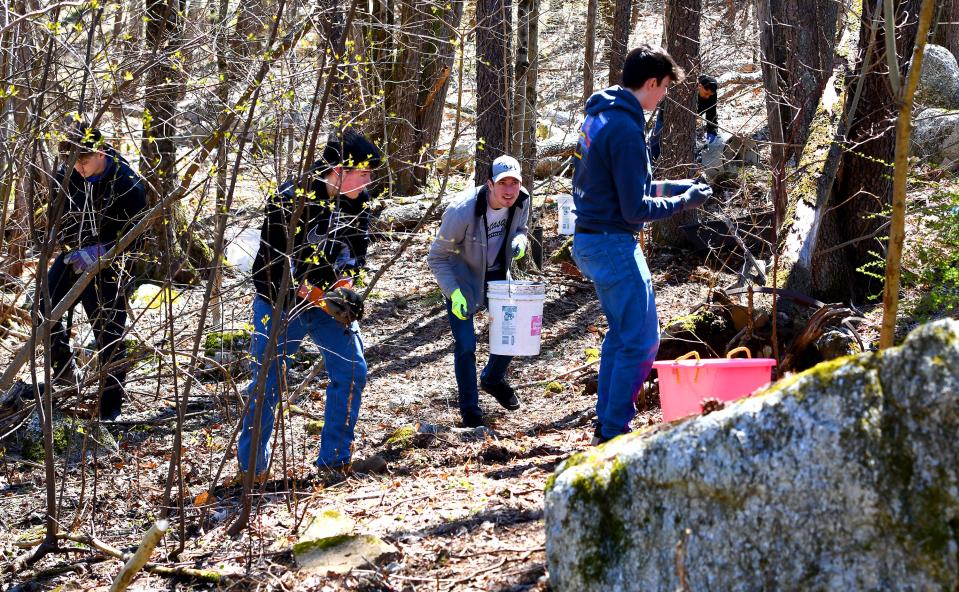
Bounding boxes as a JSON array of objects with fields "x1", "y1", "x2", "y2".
[
  {"x1": 0, "y1": 182, "x2": 912, "y2": 590},
  {"x1": 0, "y1": 200, "x2": 742, "y2": 591},
  {"x1": 3, "y1": 2, "x2": 959, "y2": 590}
]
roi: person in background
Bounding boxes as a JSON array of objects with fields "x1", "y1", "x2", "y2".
[
  {"x1": 48, "y1": 124, "x2": 147, "y2": 420},
  {"x1": 648, "y1": 73, "x2": 721, "y2": 160},
  {"x1": 698, "y1": 74, "x2": 719, "y2": 143}
]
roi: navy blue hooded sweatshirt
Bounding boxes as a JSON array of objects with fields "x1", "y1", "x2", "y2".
[{"x1": 572, "y1": 86, "x2": 686, "y2": 234}]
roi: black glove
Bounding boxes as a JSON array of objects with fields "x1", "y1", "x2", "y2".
[
  {"x1": 324, "y1": 287, "x2": 365, "y2": 325},
  {"x1": 682, "y1": 183, "x2": 712, "y2": 211}
]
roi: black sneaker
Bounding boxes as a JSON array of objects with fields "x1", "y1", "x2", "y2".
[
  {"x1": 462, "y1": 413, "x2": 487, "y2": 428},
  {"x1": 590, "y1": 425, "x2": 609, "y2": 446},
  {"x1": 480, "y1": 380, "x2": 521, "y2": 410},
  {"x1": 313, "y1": 463, "x2": 351, "y2": 486}
]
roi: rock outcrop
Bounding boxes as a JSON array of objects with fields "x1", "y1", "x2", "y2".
[
  {"x1": 916, "y1": 44, "x2": 959, "y2": 110},
  {"x1": 913, "y1": 108, "x2": 959, "y2": 168},
  {"x1": 545, "y1": 320, "x2": 959, "y2": 591}
]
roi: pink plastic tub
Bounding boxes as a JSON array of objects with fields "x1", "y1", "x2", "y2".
[{"x1": 652, "y1": 348, "x2": 776, "y2": 422}]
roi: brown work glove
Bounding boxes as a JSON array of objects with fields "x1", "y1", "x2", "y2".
[{"x1": 324, "y1": 287, "x2": 365, "y2": 325}]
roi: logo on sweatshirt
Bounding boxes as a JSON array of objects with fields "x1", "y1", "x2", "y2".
[{"x1": 575, "y1": 113, "x2": 608, "y2": 161}]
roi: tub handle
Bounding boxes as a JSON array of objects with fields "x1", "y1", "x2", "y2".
[
  {"x1": 673, "y1": 350, "x2": 701, "y2": 383},
  {"x1": 726, "y1": 346, "x2": 752, "y2": 359}
]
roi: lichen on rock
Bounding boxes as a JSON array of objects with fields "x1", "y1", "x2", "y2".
[{"x1": 545, "y1": 320, "x2": 959, "y2": 591}]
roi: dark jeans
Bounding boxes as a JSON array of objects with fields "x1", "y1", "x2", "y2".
[
  {"x1": 447, "y1": 299, "x2": 512, "y2": 421},
  {"x1": 43, "y1": 253, "x2": 128, "y2": 410},
  {"x1": 649, "y1": 109, "x2": 664, "y2": 162}
]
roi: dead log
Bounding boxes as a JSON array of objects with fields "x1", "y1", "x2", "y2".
[
  {"x1": 536, "y1": 136, "x2": 578, "y2": 159},
  {"x1": 370, "y1": 187, "x2": 474, "y2": 234},
  {"x1": 778, "y1": 11, "x2": 863, "y2": 295}
]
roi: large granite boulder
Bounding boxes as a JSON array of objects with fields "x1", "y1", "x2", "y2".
[
  {"x1": 916, "y1": 45, "x2": 959, "y2": 110},
  {"x1": 545, "y1": 319, "x2": 959, "y2": 591},
  {"x1": 913, "y1": 108, "x2": 959, "y2": 168}
]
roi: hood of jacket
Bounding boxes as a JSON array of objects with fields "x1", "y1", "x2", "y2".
[{"x1": 584, "y1": 85, "x2": 647, "y2": 131}]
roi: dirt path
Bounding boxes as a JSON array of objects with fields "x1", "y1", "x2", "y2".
[{"x1": 0, "y1": 207, "x2": 724, "y2": 591}]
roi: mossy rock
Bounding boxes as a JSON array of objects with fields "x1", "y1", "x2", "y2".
[
  {"x1": 294, "y1": 534, "x2": 401, "y2": 575},
  {"x1": 657, "y1": 307, "x2": 736, "y2": 361},
  {"x1": 544, "y1": 381, "x2": 565, "y2": 395},
  {"x1": 545, "y1": 319, "x2": 959, "y2": 591},
  {"x1": 19, "y1": 411, "x2": 118, "y2": 464},
  {"x1": 550, "y1": 236, "x2": 574, "y2": 263},
  {"x1": 385, "y1": 425, "x2": 416, "y2": 449},
  {"x1": 305, "y1": 420, "x2": 324, "y2": 436},
  {"x1": 203, "y1": 329, "x2": 252, "y2": 357}
]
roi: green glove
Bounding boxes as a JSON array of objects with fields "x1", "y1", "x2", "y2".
[
  {"x1": 450, "y1": 288, "x2": 469, "y2": 320},
  {"x1": 511, "y1": 235, "x2": 528, "y2": 260}
]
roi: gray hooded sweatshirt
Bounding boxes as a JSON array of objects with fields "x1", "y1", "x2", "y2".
[{"x1": 427, "y1": 184, "x2": 530, "y2": 315}]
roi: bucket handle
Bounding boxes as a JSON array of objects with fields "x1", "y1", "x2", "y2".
[
  {"x1": 675, "y1": 351, "x2": 701, "y2": 363},
  {"x1": 726, "y1": 346, "x2": 752, "y2": 359}
]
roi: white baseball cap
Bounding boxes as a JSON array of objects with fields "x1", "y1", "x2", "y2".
[{"x1": 490, "y1": 155, "x2": 523, "y2": 183}]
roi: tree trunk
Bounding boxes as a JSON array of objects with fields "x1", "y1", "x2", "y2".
[
  {"x1": 781, "y1": 0, "x2": 923, "y2": 302},
  {"x1": 232, "y1": 0, "x2": 268, "y2": 58},
  {"x1": 0, "y1": 1, "x2": 35, "y2": 280},
  {"x1": 385, "y1": 0, "x2": 425, "y2": 194},
  {"x1": 209, "y1": 0, "x2": 230, "y2": 326},
  {"x1": 584, "y1": 0, "x2": 598, "y2": 100},
  {"x1": 757, "y1": 0, "x2": 786, "y2": 170},
  {"x1": 522, "y1": 0, "x2": 540, "y2": 182},
  {"x1": 823, "y1": 0, "x2": 923, "y2": 301},
  {"x1": 881, "y1": 0, "x2": 936, "y2": 347},
  {"x1": 366, "y1": 0, "x2": 395, "y2": 148},
  {"x1": 769, "y1": 0, "x2": 839, "y2": 161},
  {"x1": 606, "y1": 0, "x2": 631, "y2": 86},
  {"x1": 142, "y1": 0, "x2": 212, "y2": 284},
  {"x1": 653, "y1": 0, "x2": 700, "y2": 246},
  {"x1": 475, "y1": 0, "x2": 512, "y2": 185},
  {"x1": 512, "y1": 0, "x2": 531, "y2": 158},
  {"x1": 413, "y1": 0, "x2": 465, "y2": 187},
  {"x1": 757, "y1": 0, "x2": 787, "y2": 223},
  {"x1": 932, "y1": 0, "x2": 959, "y2": 61}
]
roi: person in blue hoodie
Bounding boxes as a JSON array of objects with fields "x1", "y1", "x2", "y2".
[{"x1": 572, "y1": 45, "x2": 712, "y2": 444}]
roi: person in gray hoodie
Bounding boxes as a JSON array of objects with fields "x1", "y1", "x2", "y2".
[{"x1": 427, "y1": 155, "x2": 530, "y2": 427}]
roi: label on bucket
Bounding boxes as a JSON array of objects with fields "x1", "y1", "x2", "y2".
[
  {"x1": 501, "y1": 306, "x2": 517, "y2": 346},
  {"x1": 530, "y1": 315, "x2": 542, "y2": 336}
]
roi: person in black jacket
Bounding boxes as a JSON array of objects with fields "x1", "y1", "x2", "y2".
[
  {"x1": 648, "y1": 74, "x2": 721, "y2": 160},
  {"x1": 697, "y1": 74, "x2": 719, "y2": 142},
  {"x1": 49, "y1": 125, "x2": 147, "y2": 420},
  {"x1": 237, "y1": 129, "x2": 380, "y2": 479}
]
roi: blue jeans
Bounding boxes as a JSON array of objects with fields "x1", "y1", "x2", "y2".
[
  {"x1": 237, "y1": 296, "x2": 367, "y2": 473},
  {"x1": 572, "y1": 232, "x2": 660, "y2": 440},
  {"x1": 447, "y1": 300, "x2": 512, "y2": 420}
]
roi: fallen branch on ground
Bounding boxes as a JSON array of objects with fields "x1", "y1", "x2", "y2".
[
  {"x1": 514, "y1": 360, "x2": 599, "y2": 389},
  {"x1": 9, "y1": 530, "x2": 223, "y2": 584}
]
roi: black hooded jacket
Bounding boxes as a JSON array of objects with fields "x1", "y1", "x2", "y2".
[
  {"x1": 52, "y1": 147, "x2": 147, "y2": 250},
  {"x1": 251, "y1": 172, "x2": 371, "y2": 305}
]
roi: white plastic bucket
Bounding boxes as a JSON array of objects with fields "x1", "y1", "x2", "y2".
[
  {"x1": 557, "y1": 194, "x2": 576, "y2": 235},
  {"x1": 225, "y1": 227, "x2": 261, "y2": 273},
  {"x1": 487, "y1": 280, "x2": 547, "y2": 356}
]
